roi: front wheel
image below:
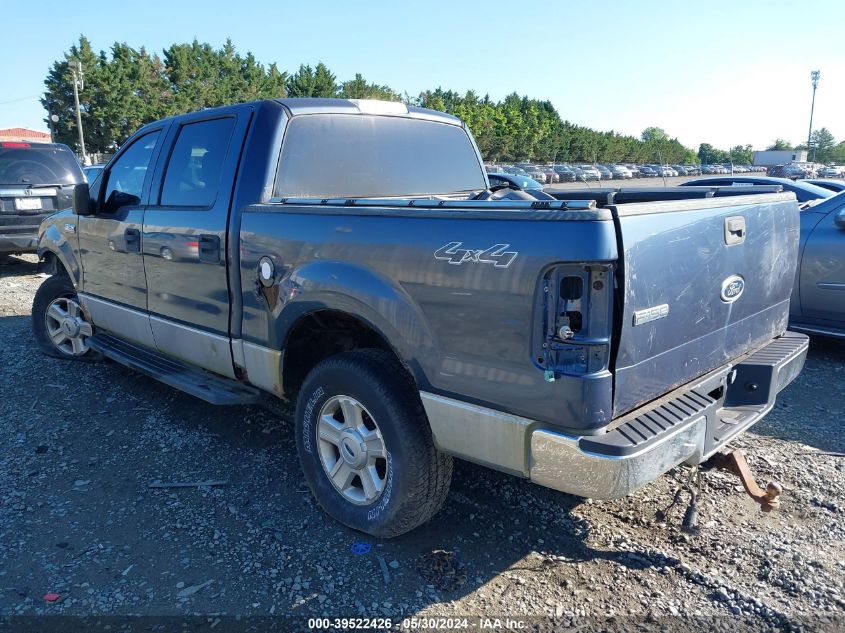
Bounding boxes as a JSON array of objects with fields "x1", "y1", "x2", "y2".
[
  {"x1": 32, "y1": 273, "x2": 101, "y2": 360},
  {"x1": 295, "y1": 349, "x2": 452, "y2": 537}
]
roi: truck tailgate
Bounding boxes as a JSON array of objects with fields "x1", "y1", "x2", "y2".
[{"x1": 610, "y1": 192, "x2": 800, "y2": 417}]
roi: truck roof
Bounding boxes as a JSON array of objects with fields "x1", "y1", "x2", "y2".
[
  {"x1": 274, "y1": 98, "x2": 462, "y2": 126},
  {"x1": 135, "y1": 98, "x2": 463, "y2": 133}
]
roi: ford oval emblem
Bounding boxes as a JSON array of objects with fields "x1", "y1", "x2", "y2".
[{"x1": 721, "y1": 275, "x2": 745, "y2": 303}]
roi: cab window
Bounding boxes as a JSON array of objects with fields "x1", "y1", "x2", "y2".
[
  {"x1": 102, "y1": 131, "x2": 161, "y2": 213},
  {"x1": 159, "y1": 118, "x2": 235, "y2": 208}
]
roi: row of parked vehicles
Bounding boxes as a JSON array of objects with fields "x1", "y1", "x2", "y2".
[
  {"x1": 768, "y1": 163, "x2": 844, "y2": 180},
  {"x1": 486, "y1": 162, "x2": 771, "y2": 185}
]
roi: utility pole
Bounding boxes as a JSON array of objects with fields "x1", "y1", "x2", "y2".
[
  {"x1": 70, "y1": 61, "x2": 88, "y2": 166},
  {"x1": 807, "y1": 70, "x2": 820, "y2": 165}
]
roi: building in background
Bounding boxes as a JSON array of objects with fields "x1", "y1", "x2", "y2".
[
  {"x1": 752, "y1": 149, "x2": 808, "y2": 167},
  {"x1": 0, "y1": 127, "x2": 52, "y2": 143}
]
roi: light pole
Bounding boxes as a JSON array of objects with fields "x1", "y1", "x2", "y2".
[
  {"x1": 70, "y1": 61, "x2": 88, "y2": 166},
  {"x1": 807, "y1": 70, "x2": 820, "y2": 164}
]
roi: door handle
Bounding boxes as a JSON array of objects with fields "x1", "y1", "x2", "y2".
[
  {"x1": 124, "y1": 228, "x2": 141, "y2": 252},
  {"x1": 724, "y1": 216, "x2": 746, "y2": 245},
  {"x1": 198, "y1": 234, "x2": 220, "y2": 263}
]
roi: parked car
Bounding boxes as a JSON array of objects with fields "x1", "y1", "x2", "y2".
[
  {"x1": 595, "y1": 165, "x2": 612, "y2": 180},
  {"x1": 790, "y1": 191, "x2": 845, "y2": 338},
  {"x1": 0, "y1": 141, "x2": 85, "y2": 254},
  {"x1": 539, "y1": 168, "x2": 560, "y2": 184},
  {"x1": 34, "y1": 98, "x2": 807, "y2": 537},
  {"x1": 487, "y1": 172, "x2": 545, "y2": 190},
  {"x1": 553, "y1": 165, "x2": 578, "y2": 182},
  {"x1": 680, "y1": 176, "x2": 834, "y2": 203},
  {"x1": 610, "y1": 165, "x2": 632, "y2": 179},
  {"x1": 684, "y1": 165, "x2": 702, "y2": 176},
  {"x1": 817, "y1": 165, "x2": 843, "y2": 178},
  {"x1": 805, "y1": 179, "x2": 845, "y2": 193},
  {"x1": 767, "y1": 164, "x2": 808, "y2": 180},
  {"x1": 638, "y1": 165, "x2": 657, "y2": 178},
  {"x1": 82, "y1": 164, "x2": 105, "y2": 184},
  {"x1": 526, "y1": 169, "x2": 547, "y2": 184},
  {"x1": 578, "y1": 165, "x2": 601, "y2": 181},
  {"x1": 569, "y1": 166, "x2": 589, "y2": 181}
]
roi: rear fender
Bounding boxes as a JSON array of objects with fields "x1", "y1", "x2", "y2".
[{"x1": 272, "y1": 260, "x2": 436, "y2": 388}]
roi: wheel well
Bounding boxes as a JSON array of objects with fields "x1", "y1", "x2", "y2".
[
  {"x1": 282, "y1": 310, "x2": 402, "y2": 398},
  {"x1": 38, "y1": 251, "x2": 59, "y2": 275},
  {"x1": 38, "y1": 251, "x2": 71, "y2": 280}
]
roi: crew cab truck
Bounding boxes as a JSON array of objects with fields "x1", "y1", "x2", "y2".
[{"x1": 34, "y1": 98, "x2": 809, "y2": 537}]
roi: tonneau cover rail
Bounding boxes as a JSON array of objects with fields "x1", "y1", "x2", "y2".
[{"x1": 271, "y1": 197, "x2": 597, "y2": 211}]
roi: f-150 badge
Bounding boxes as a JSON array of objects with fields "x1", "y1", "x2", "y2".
[{"x1": 434, "y1": 242, "x2": 518, "y2": 268}]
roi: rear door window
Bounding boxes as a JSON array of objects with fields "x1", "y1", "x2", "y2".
[{"x1": 159, "y1": 118, "x2": 235, "y2": 208}]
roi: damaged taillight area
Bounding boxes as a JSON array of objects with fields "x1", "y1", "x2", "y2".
[{"x1": 532, "y1": 264, "x2": 614, "y2": 379}]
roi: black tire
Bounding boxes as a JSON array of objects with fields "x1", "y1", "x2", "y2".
[
  {"x1": 295, "y1": 349, "x2": 452, "y2": 537},
  {"x1": 32, "y1": 273, "x2": 102, "y2": 361}
]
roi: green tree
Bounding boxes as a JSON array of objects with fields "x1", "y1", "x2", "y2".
[
  {"x1": 339, "y1": 73, "x2": 400, "y2": 101},
  {"x1": 729, "y1": 144, "x2": 753, "y2": 164},
  {"x1": 286, "y1": 63, "x2": 337, "y2": 97},
  {"x1": 809, "y1": 128, "x2": 836, "y2": 162},
  {"x1": 766, "y1": 139, "x2": 793, "y2": 151}
]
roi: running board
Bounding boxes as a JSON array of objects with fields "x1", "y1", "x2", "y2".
[{"x1": 88, "y1": 333, "x2": 262, "y2": 406}]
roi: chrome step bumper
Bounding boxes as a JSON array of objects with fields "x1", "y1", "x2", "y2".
[
  {"x1": 421, "y1": 332, "x2": 809, "y2": 499},
  {"x1": 529, "y1": 331, "x2": 808, "y2": 498}
]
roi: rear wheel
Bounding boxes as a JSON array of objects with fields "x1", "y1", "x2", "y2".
[
  {"x1": 295, "y1": 349, "x2": 452, "y2": 537},
  {"x1": 32, "y1": 273, "x2": 101, "y2": 360}
]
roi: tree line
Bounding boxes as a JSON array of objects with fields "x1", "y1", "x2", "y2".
[
  {"x1": 763, "y1": 130, "x2": 845, "y2": 164},
  {"x1": 46, "y1": 37, "x2": 760, "y2": 166}
]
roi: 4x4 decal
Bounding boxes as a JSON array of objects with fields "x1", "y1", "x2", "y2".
[{"x1": 433, "y1": 242, "x2": 518, "y2": 268}]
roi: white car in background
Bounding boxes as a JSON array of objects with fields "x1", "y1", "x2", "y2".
[{"x1": 818, "y1": 165, "x2": 843, "y2": 178}]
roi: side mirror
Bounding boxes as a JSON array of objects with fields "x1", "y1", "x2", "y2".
[
  {"x1": 835, "y1": 208, "x2": 845, "y2": 230},
  {"x1": 72, "y1": 183, "x2": 93, "y2": 216}
]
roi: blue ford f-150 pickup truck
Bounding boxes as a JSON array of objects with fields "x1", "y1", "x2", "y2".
[{"x1": 34, "y1": 98, "x2": 808, "y2": 536}]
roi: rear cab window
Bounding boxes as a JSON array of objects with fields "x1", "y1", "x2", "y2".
[{"x1": 273, "y1": 114, "x2": 486, "y2": 199}]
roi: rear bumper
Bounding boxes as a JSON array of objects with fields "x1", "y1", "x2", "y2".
[
  {"x1": 529, "y1": 331, "x2": 808, "y2": 498},
  {"x1": 421, "y1": 332, "x2": 808, "y2": 499},
  {"x1": 0, "y1": 216, "x2": 46, "y2": 253},
  {"x1": 0, "y1": 230, "x2": 39, "y2": 253}
]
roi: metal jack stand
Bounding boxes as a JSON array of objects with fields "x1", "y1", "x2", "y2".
[{"x1": 711, "y1": 449, "x2": 782, "y2": 512}]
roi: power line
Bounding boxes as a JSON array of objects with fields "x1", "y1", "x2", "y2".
[{"x1": 0, "y1": 93, "x2": 42, "y2": 106}]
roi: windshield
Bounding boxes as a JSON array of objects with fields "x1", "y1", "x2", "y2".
[
  {"x1": 0, "y1": 145, "x2": 84, "y2": 185},
  {"x1": 274, "y1": 114, "x2": 486, "y2": 198}
]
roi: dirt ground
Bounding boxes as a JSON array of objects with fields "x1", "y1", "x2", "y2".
[{"x1": 1, "y1": 253, "x2": 844, "y2": 631}]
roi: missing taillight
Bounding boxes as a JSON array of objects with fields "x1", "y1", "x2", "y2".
[{"x1": 560, "y1": 276, "x2": 583, "y2": 300}]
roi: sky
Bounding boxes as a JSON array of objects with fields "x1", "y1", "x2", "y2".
[{"x1": 2, "y1": 0, "x2": 844, "y2": 151}]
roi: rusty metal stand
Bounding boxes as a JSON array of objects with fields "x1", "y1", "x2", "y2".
[{"x1": 711, "y1": 449, "x2": 783, "y2": 511}]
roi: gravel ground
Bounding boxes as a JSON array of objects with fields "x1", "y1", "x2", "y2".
[{"x1": 1, "y1": 253, "x2": 844, "y2": 631}]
